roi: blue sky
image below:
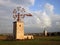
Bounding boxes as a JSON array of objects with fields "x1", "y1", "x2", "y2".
[
  {"x1": 0, "y1": 0, "x2": 60, "y2": 33},
  {"x1": 29, "y1": 0, "x2": 60, "y2": 14}
]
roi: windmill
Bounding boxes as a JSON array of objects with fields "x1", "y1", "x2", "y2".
[{"x1": 13, "y1": 7, "x2": 32, "y2": 40}]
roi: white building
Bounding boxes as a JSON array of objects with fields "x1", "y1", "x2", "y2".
[
  {"x1": 44, "y1": 30, "x2": 48, "y2": 36},
  {"x1": 24, "y1": 35, "x2": 34, "y2": 39}
]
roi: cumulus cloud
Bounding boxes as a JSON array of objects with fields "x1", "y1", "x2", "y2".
[
  {"x1": 45, "y1": 3, "x2": 54, "y2": 13},
  {"x1": 41, "y1": 11, "x2": 51, "y2": 28},
  {"x1": 44, "y1": 3, "x2": 60, "y2": 32},
  {"x1": 0, "y1": 0, "x2": 35, "y2": 8},
  {"x1": 56, "y1": 22, "x2": 60, "y2": 28},
  {"x1": 24, "y1": 10, "x2": 51, "y2": 29},
  {"x1": 24, "y1": 10, "x2": 51, "y2": 33},
  {"x1": 0, "y1": 0, "x2": 35, "y2": 33},
  {"x1": 11, "y1": 0, "x2": 34, "y2": 6},
  {"x1": 25, "y1": 3, "x2": 60, "y2": 32},
  {"x1": 0, "y1": 0, "x2": 60, "y2": 33}
]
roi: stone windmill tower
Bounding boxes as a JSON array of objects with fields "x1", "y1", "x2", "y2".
[{"x1": 13, "y1": 7, "x2": 32, "y2": 40}]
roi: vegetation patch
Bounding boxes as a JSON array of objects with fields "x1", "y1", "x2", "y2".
[{"x1": 0, "y1": 36, "x2": 60, "y2": 45}]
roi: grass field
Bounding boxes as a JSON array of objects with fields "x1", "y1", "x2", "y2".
[{"x1": 0, "y1": 36, "x2": 60, "y2": 45}]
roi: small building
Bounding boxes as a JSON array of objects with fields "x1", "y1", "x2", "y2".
[
  {"x1": 24, "y1": 35, "x2": 34, "y2": 39},
  {"x1": 44, "y1": 30, "x2": 48, "y2": 36}
]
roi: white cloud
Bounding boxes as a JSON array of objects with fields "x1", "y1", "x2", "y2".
[
  {"x1": 11, "y1": 0, "x2": 35, "y2": 6},
  {"x1": 45, "y1": 3, "x2": 54, "y2": 14},
  {"x1": 41, "y1": 11, "x2": 51, "y2": 28},
  {"x1": 0, "y1": 0, "x2": 35, "y2": 33},
  {"x1": 24, "y1": 10, "x2": 51, "y2": 29},
  {"x1": 56, "y1": 22, "x2": 60, "y2": 25},
  {"x1": 44, "y1": 3, "x2": 60, "y2": 32},
  {"x1": 0, "y1": 0, "x2": 35, "y2": 8},
  {"x1": 0, "y1": 0, "x2": 60, "y2": 33},
  {"x1": 30, "y1": 0, "x2": 35, "y2": 5}
]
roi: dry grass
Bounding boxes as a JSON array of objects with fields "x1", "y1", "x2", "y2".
[{"x1": 0, "y1": 36, "x2": 60, "y2": 45}]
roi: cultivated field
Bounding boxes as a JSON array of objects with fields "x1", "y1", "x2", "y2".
[{"x1": 0, "y1": 36, "x2": 60, "y2": 45}]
